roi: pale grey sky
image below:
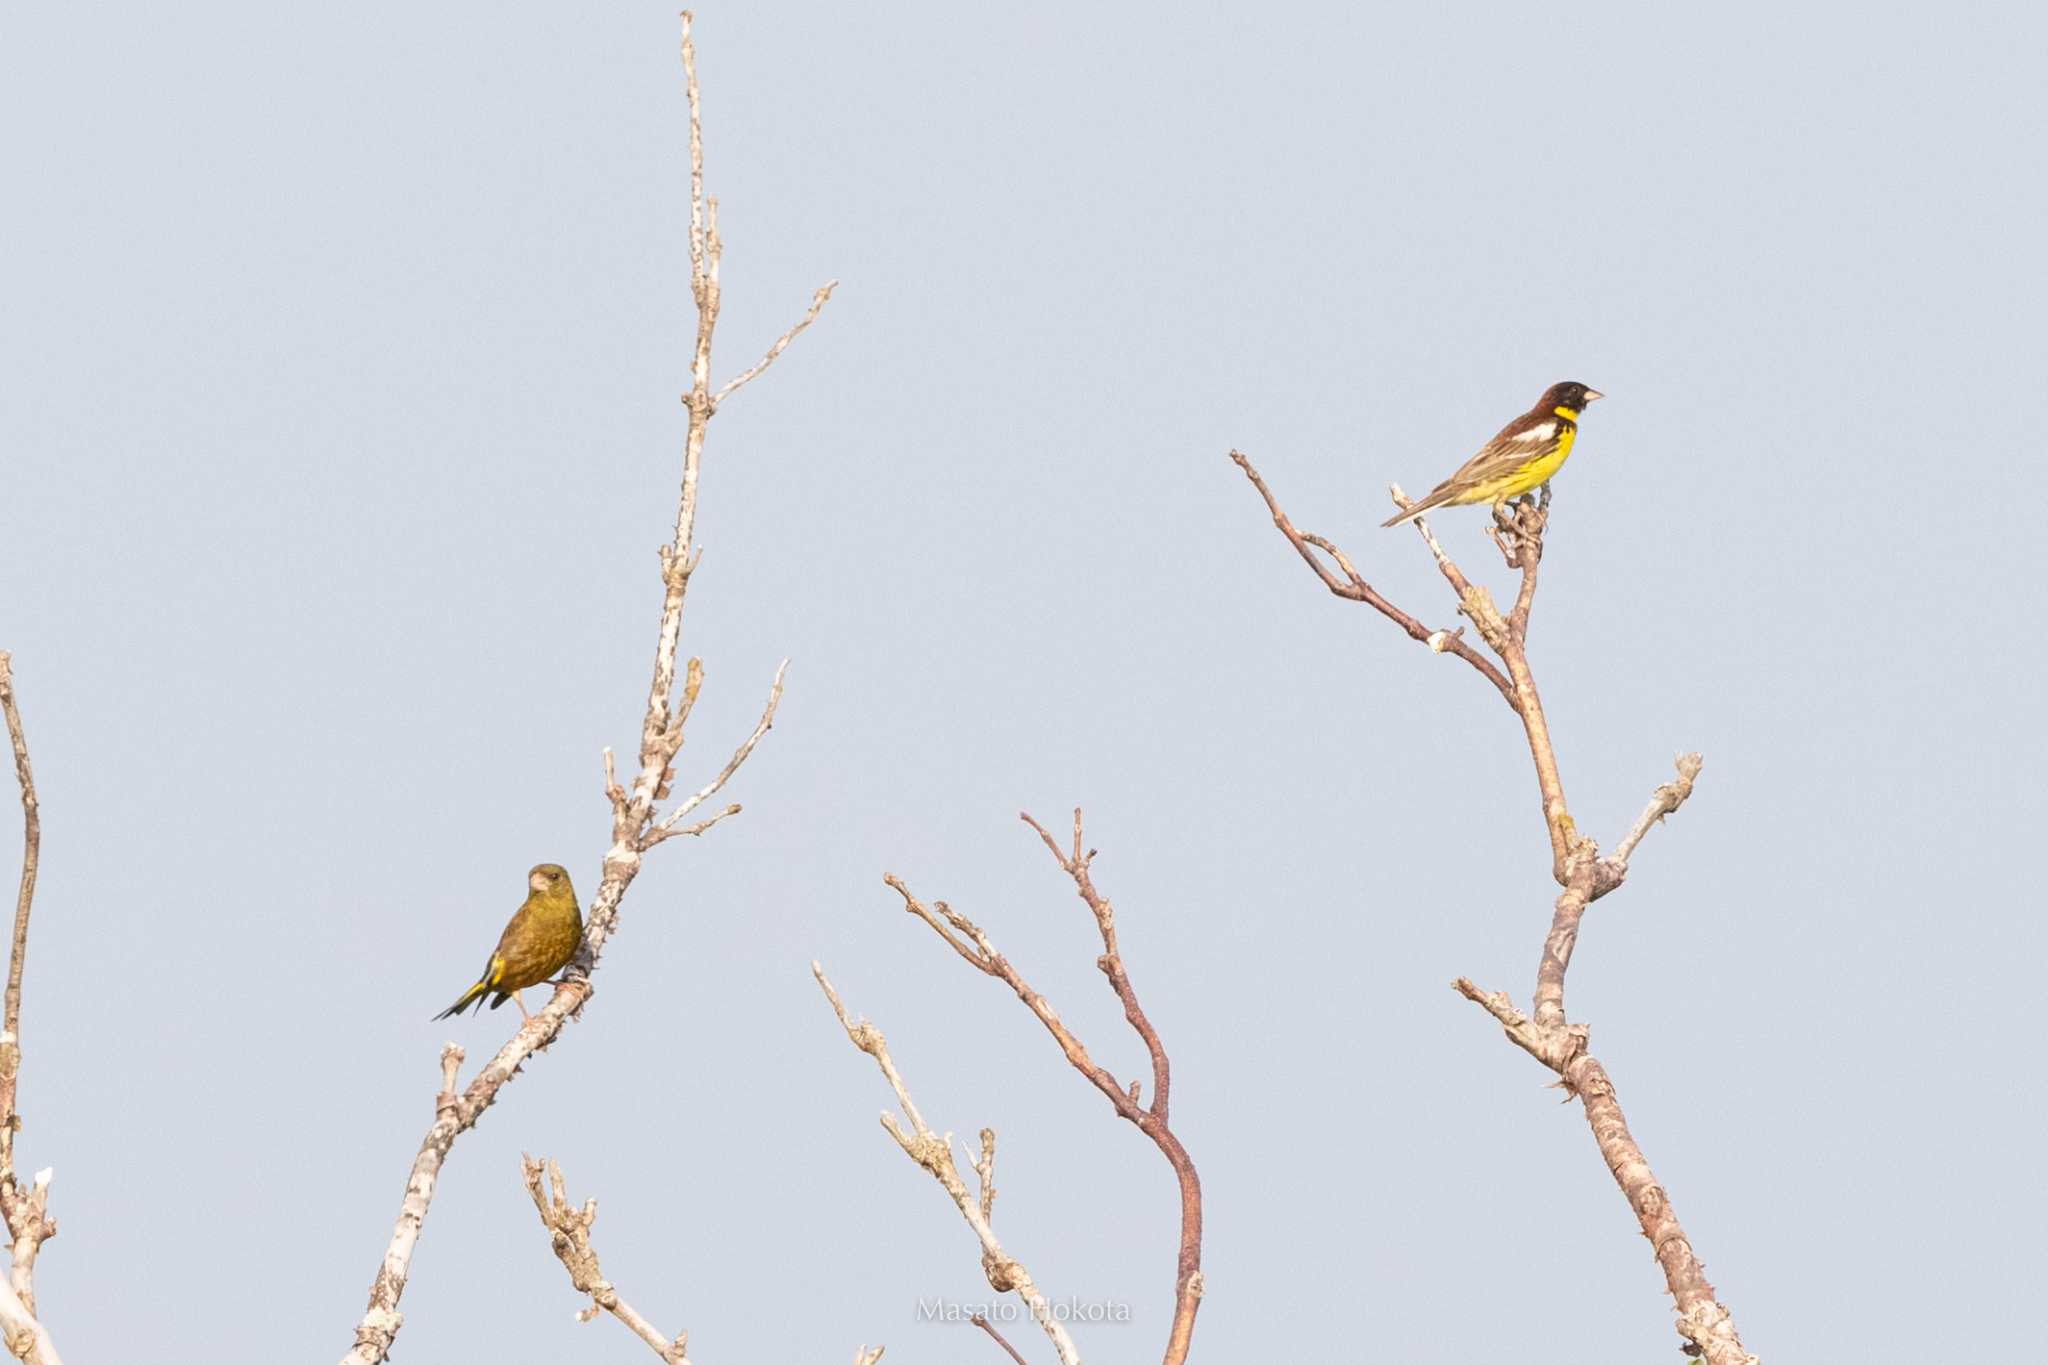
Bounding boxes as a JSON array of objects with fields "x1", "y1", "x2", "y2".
[{"x1": 3, "y1": 3, "x2": 2042, "y2": 1361}]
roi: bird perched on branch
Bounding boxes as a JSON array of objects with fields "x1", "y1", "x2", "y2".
[
  {"x1": 1382, "y1": 381, "x2": 1603, "y2": 527},
  {"x1": 433, "y1": 863, "x2": 583, "y2": 1021}
]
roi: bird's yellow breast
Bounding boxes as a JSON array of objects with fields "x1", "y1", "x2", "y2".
[
  {"x1": 1523, "y1": 421, "x2": 1575, "y2": 481},
  {"x1": 1472, "y1": 420, "x2": 1574, "y2": 503}
]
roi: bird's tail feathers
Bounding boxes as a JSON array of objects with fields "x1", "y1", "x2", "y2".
[
  {"x1": 432, "y1": 980, "x2": 490, "y2": 1021},
  {"x1": 1382, "y1": 487, "x2": 1456, "y2": 528}
]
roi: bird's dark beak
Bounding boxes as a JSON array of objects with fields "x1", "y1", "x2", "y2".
[{"x1": 1583, "y1": 389, "x2": 1605, "y2": 403}]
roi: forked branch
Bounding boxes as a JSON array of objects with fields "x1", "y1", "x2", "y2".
[
  {"x1": 521, "y1": 1157, "x2": 691, "y2": 1364},
  {"x1": 814, "y1": 966, "x2": 1078, "y2": 1365},
  {"x1": 1235, "y1": 445, "x2": 1752, "y2": 1362},
  {"x1": 882, "y1": 812, "x2": 1204, "y2": 1365},
  {"x1": 517, "y1": 1161, "x2": 892, "y2": 1365},
  {"x1": 339, "y1": 16, "x2": 829, "y2": 1362},
  {"x1": 1232, "y1": 450, "x2": 1518, "y2": 709}
]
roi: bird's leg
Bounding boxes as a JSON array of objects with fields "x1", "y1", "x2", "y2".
[
  {"x1": 1518, "y1": 487, "x2": 1549, "y2": 552},
  {"x1": 1488, "y1": 500, "x2": 1520, "y2": 565},
  {"x1": 1488, "y1": 492, "x2": 1550, "y2": 569},
  {"x1": 512, "y1": 991, "x2": 532, "y2": 1021}
]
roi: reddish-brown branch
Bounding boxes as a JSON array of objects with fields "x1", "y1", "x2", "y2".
[
  {"x1": 889, "y1": 811, "x2": 1205, "y2": 1365},
  {"x1": 1500, "y1": 642, "x2": 1574, "y2": 880},
  {"x1": 1020, "y1": 810, "x2": 1175, "y2": 1121},
  {"x1": 1567, "y1": 1053, "x2": 1748, "y2": 1361},
  {"x1": 1231, "y1": 450, "x2": 1519, "y2": 711},
  {"x1": 1440, "y1": 590, "x2": 1742, "y2": 1362},
  {"x1": 0, "y1": 655, "x2": 59, "y2": 1364},
  {"x1": 971, "y1": 1314, "x2": 1029, "y2": 1365},
  {"x1": 1421, "y1": 495, "x2": 1744, "y2": 1359},
  {"x1": 1392, "y1": 494, "x2": 1575, "y2": 879},
  {"x1": 1533, "y1": 858, "x2": 1597, "y2": 1032},
  {"x1": 1454, "y1": 978, "x2": 1749, "y2": 1364},
  {"x1": 0, "y1": 653, "x2": 41, "y2": 1183},
  {"x1": 1237, "y1": 443, "x2": 1749, "y2": 1358}
]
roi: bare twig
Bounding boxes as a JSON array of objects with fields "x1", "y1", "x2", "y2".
[
  {"x1": 0, "y1": 654, "x2": 58, "y2": 1364},
  {"x1": 813, "y1": 965, "x2": 1078, "y2": 1365},
  {"x1": 652, "y1": 660, "x2": 788, "y2": 838},
  {"x1": 975, "y1": 1127, "x2": 997, "y2": 1223},
  {"x1": 888, "y1": 812, "x2": 1205, "y2": 1365},
  {"x1": 1391, "y1": 484, "x2": 1480, "y2": 601},
  {"x1": 971, "y1": 1313, "x2": 1030, "y2": 1365},
  {"x1": 712, "y1": 282, "x2": 839, "y2": 410},
  {"x1": 340, "y1": 16, "x2": 826, "y2": 1362},
  {"x1": 521, "y1": 1157, "x2": 692, "y2": 1364},
  {"x1": 1602, "y1": 753, "x2": 1705, "y2": 879},
  {"x1": 644, "y1": 802, "x2": 743, "y2": 845},
  {"x1": 1231, "y1": 451, "x2": 1519, "y2": 709}
]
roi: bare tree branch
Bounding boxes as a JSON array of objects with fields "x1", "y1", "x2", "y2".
[
  {"x1": 1454, "y1": 971, "x2": 1748, "y2": 1363},
  {"x1": 1603, "y1": 753, "x2": 1706, "y2": 878},
  {"x1": 1231, "y1": 451, "x2": 1519, "y2": 709},
  {"x1": 521, "y1": 1156, "x2": 693, "y2": 1363},
  {"x1": 1240, "y1": 450, "x2": 1752, "y2": 1362},
  {"x1": 971, "y1": 1313, "x2": 1030, "y2": 1365},
  {"x1": 813, "y1": 965, "x2": 1079, "y2": 1365},
  {"x1": 1389, "y1": 489, "x2": 1575, "y2": 880},
  {"x1": 886, "y1": 811, "x2": 1204, "y2": 1365},
  {"x1": 0, "y1": 653, "x2": 58, "y2": 1365},
  {"x1": 713, "y1": 282, "x2": 839, "y2": 410},
  {"x1": 974, "y1": 1127, "x2": 997, "y2": 1224},
  {"x1": 1388, "y1": 481, "x2": 1493, "y2": 623},
  {"x1": 1400, "y1": 487, "x2": 1750, "y2": 1363},
  {"x1": 339, "y1": 15, "x2": 828, "y2": 1362},
  {"x1": 0, "y1": 656, "x2": 38, "y2": 1184},
  {"x1": 519, "y1": 1156, "x2": 888, "y2": 1365},
  {"x1": 1492, "y1": 484, "x2": 1550, "y2": 637},
  {"x1": 651, "y1": 660, "x2": 789, "y2": 839},
  {"x1": 646, "y1": 802, "x2": 744, "y2": 844}
]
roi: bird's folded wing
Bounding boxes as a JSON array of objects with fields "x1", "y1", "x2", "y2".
[{"x1": 1446, "y1": 416, "x2": 1557, "y2": 483}]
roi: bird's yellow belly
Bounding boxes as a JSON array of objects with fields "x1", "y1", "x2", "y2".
[{"x1": 1477, "y1": 425, "x2": 1574, "y2": 503}]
